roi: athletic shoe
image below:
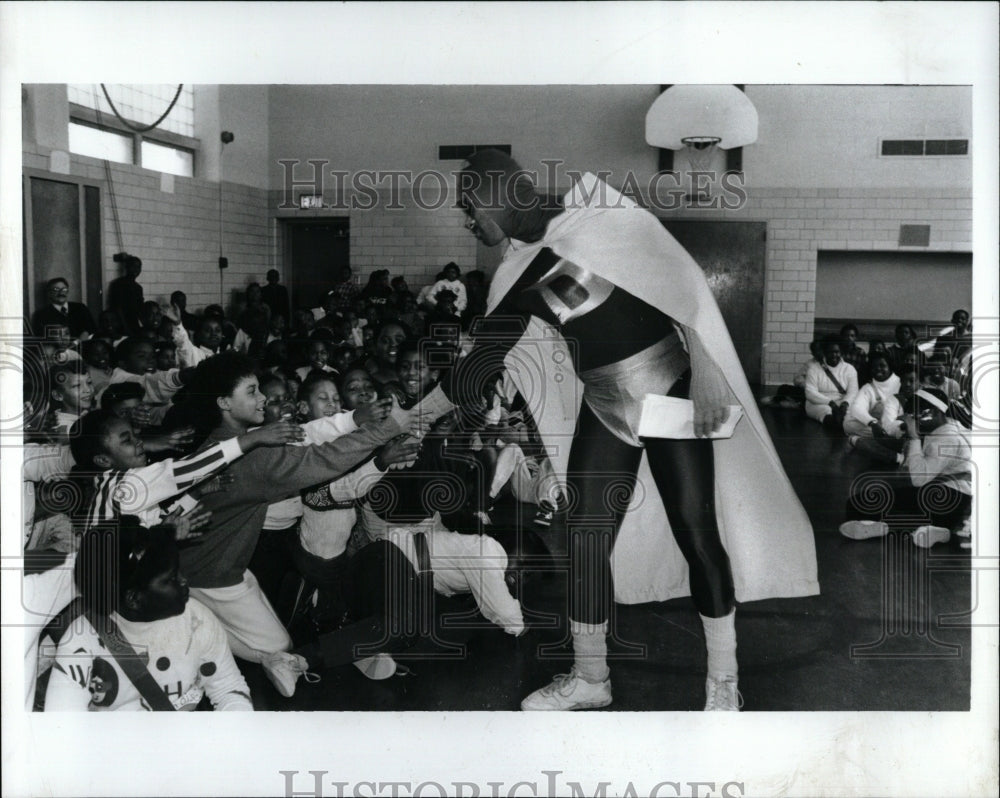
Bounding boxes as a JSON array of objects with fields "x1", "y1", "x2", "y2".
[
  {"x1": 839, "y1": 520, "x2": 890, "y2": 540},
  {"x1": 911, "y1": 525, "x2": 951, "y2": 548},
  {"x1": 704, "y1": 675, "x2": 743, "y2": 711},
  {"x1": 954, "y1": 518, "x2": 972, "y2": 539},
  {"x1": 263, "y1": 651, "x2": 312, "y2": 697},
  {"x1": 520, "y1": 668, "x2": 612, "y2": 711},
  {"x1": 353, "y1": 653, "x2": 397, "y2": 680}
]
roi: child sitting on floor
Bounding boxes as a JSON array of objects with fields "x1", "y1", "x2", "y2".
[
  {"x1": 840, "y1": 387, "x2": 972, "y2": 547},
  {"x1": 45, "y1": 520, "x2": 254, "y2": 711},
  {"x1": 804, "y1": 335, "x2": 859, "y2": 431}
]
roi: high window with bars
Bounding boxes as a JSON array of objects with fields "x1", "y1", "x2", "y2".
[{"x1": 67, "y1": 84, "x2": 197, "y2": 177}]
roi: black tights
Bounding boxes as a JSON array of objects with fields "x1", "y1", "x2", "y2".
[{"x1": 567, "y1": 399, "x2": 735, "y2": 625}]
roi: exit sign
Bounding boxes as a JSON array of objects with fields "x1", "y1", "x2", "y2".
[{"x1": 299, "y1": 194, "x2": 324, "y2": 209}]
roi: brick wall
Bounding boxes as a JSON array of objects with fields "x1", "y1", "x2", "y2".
[
  {"x1": 23, "y1": 142, "x2": 271, "y2": 315},
  {"x1": 648, "y1": 185, "x2": 972, "y2": 384}
]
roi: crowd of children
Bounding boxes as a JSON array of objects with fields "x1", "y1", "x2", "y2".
[
  {"x1": 22, "y1": 262, "x2": 556, "y2": 711},
  {"x1": 761, "y1": 310, "x2": 974, "y2": 551}
]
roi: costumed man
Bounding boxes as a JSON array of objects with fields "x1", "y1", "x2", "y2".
[{"x1": 413, "y1": 149, "x2": 818, "y2": 711}]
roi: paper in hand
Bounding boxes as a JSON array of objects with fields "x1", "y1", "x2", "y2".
[{"x1": 637, "y1": 394, "x2": 743, "y2": 439}]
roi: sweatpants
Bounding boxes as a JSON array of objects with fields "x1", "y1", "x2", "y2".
[{"x1": 190, "y1": 570, "x2": 291, "y2": 662}]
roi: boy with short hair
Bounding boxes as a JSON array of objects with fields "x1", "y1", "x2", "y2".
[
  {"x1": 97, "y1": 337, "x2": 190, "y2": 424},
  {"x1": 296, "y1": 339, "x2": 337, "y2": 382},
  {"x1": 49, "y1": 362, "x2": 94, "y2": 436}
]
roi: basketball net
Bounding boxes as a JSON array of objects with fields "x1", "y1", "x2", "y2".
[{"x1": 681, "y1": 136, "x2": 721, "y2": 199}]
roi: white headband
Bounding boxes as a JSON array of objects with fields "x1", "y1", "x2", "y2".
[{"x1": 915, "y1": 389, "x2": 949, "y2": 414}]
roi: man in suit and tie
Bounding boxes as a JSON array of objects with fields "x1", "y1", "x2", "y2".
[{"x1": 31, "y1": 277, "x2": 96, "y2": 341}]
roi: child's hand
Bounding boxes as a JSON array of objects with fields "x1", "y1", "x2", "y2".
[
  {"x1": 374, "y1": 435, "x2": 422, "y2": 470},
  {"x1": 127, "y1": 404, "x2": 155, "y2": 429},
  {"x1": 163, "y1": 303, "x2": 182, "y2": 325},
  {"x1": 162, "y1": 503, "x2": 212, "y2": 540},
  {"x1": 354, "y1": 397, "x2": 393, "y2": 426},
  {"x1": 241, "y1": 420, "x2": 305, "y2": 450},
  {"x1": 143, "y1": 426, "x2": 197, "y2": 453}
]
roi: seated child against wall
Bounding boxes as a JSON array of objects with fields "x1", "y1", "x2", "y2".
[
  {"x1": 804, "y1": 335, "x2": 859, "y2": 431},
  {"x1": 840, "y1": 324, "x2": 870, "y2": 386}
]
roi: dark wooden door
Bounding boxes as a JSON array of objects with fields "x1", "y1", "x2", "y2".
[
  {"x1": 661, "y1": 219, "x2": 766, "y2": 384},
  {"x1": 285, "y1": 219, "x2": 350, "y2": 311}
]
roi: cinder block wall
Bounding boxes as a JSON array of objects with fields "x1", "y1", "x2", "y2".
[{"x1": 23, "y1": 142, "x2": 271, "y2": 315}]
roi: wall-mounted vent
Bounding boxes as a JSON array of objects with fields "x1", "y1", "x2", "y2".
[
  {"x1": 881, "y1": 138, "x2": 969, "y2": 156},
  {"x1": 438, "y1": 144, "x2": 512, "y2": 160},
  {"x1": 899, "y1": 224, "x2": 931, "y2": 246}
]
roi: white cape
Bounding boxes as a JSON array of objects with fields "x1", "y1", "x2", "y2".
[{"x1": 488, "y1": 173, "x2": 819, "y2": 604}]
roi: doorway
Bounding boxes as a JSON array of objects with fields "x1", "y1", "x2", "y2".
[
  {"x1": 23, "y1": 172, "x2": 104, "y2": 325},
  {"x1": 661, "y1": 219, "x2": 767, "y2": 384},
  {"x1": 282, "y1": 218, "x2": 350, "y2": 311}
]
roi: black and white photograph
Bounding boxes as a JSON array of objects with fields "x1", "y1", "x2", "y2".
[{"x1": 2, "y1": 3, "x2": 997, "y2": 797}]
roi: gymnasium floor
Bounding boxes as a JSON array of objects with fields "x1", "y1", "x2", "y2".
[{"x1": 246, "y1": 399, "x2": 972, "y2": 711}]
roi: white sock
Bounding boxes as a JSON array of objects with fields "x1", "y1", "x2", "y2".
[
  {"x1": 571, "y1": 620, "x2": 610, "y2": 683},
  {"x1": 701, "y1": 609, "x2": 738, "y2": 680}
]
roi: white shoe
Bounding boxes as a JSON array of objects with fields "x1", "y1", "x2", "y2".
[
  {"x1": 704, "y1": 675, "x2": 743, "y2": 711},
  {"x1": 353, "y1": 653, "x2": 397, "y2": 680},
  {"x1": 839, "y1": 520, "x2": 890, "y2": 540},
  {"x1": 911, "y1": 525, "x2": 950, "y2": 548},
  {"x1": 263, "y1": 652, "x2": 312, "y2": 697},
  {"x1": 520, "y1": 668, "x2": 612, "y2": 711}
]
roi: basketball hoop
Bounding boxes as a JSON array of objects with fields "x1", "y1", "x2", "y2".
[
  {"x1": 645, "y1": 85, "x2": 759, "y2": 151},
  {"x1": 680, "y1": 136, "x2": 722, "y2": 172}
]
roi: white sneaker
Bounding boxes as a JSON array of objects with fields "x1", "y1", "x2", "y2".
[
  {"x1": 520, "y1": 668, "x2": 612, "y2": 711},
  {"x1": 263, "y1": 652, "x2": 312, "y2": 697},
  {"x1": 704, "y1": 675, "x2": 743, "y2": 711},
  {"x1": 353, "y1": 653, "x2": 397, "y2": 680},
  {"x1": 839, "y1": 520, "x2": 890, "y2": 540},
  {"x1": 911, "y1": 525, "x2": 950, "y2": 548}
]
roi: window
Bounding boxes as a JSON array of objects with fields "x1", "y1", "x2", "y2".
[
  {"x1": 880, "y1": 138, "x2": 969, "y2": 157},
  {"x1": 68, "y1": 121, "x2": 133, "y2": 165},
  {"x1": 140, "y1": 140, "x2": 194, "y2": 177},
  {"x1": 67, "y1": 84, "x2": 198, "y2": 177}
]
